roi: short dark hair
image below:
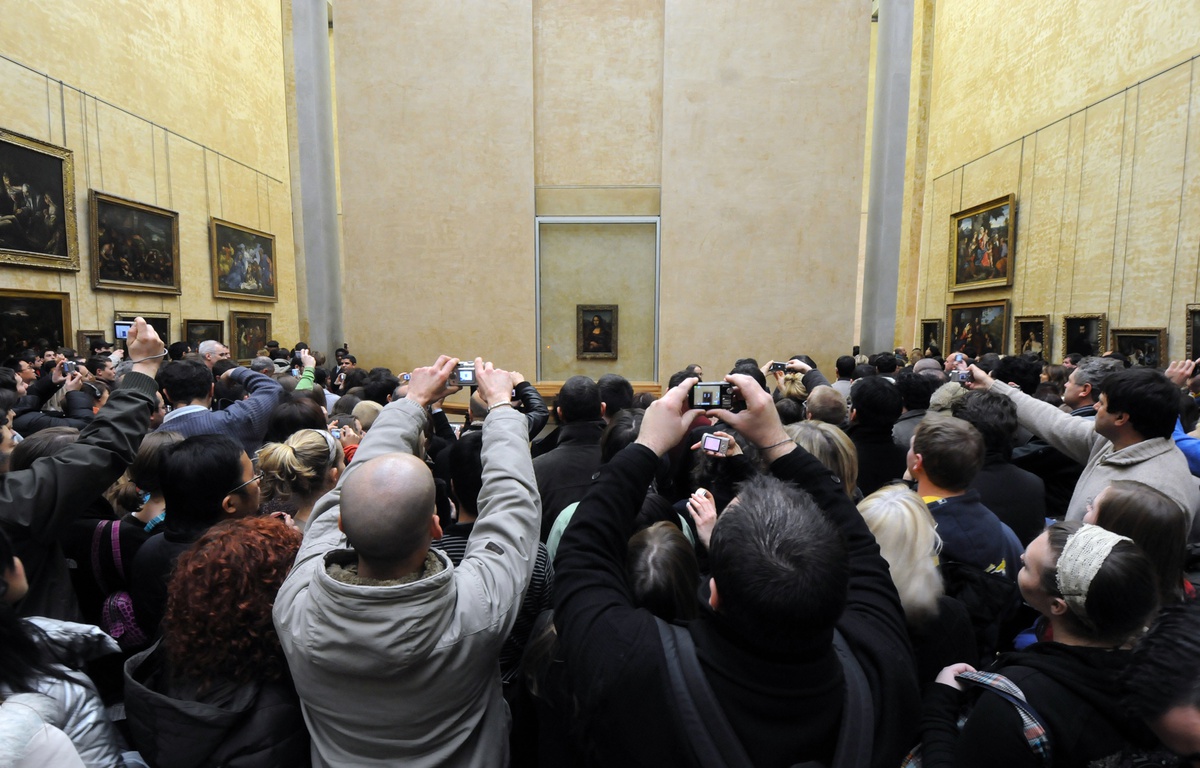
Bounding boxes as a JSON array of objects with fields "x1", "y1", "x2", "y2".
[
  {"x1": 667, "y1": 370, "x2": 691, "y2": 390},
  {"x1": 343, "y1": 355, "x2": 357, "y2": 365},
  {"x1": 1101, "y1": 368, "x2": 1179, "y2": 440},
  {"x1": 598, "y1": 374, "x2": 634, "y2": 419},
  {"x1": 557, "y1": 376, "x2": 601, "y2": 423},
  {"x1": 627, "y1": 522, "x2": 700, "y2": 622},
  {"x1": 1095, "y1": 480, "x2": 1189, "y2": 606},
  {"x1": 1064, "y1": 353, "x2": 1083, "y2": 366},
  {"x1": 1124, "y1": 599, "x2": 1200, "y2": 721},
  {"x1": 835, "y1": 356, "x2": 856, "y2": 378},
  {"x1": 84, "y1": 356, "x2": 111, "y2": 376},
  {"x1": 600, "y1": 408, "x2": 644, "y2": 464},
  {"x1": 161, "y1": 434, "x2": 247, "y2": 534},
  {"x1": 167, "y1": 341, "x2": 191, "y2": 361},
  {"x1": 709, "y1": 475, "x2": 848, "y2": 649},
  {"x1": 363, "y1": 374, "x2": 400, "y2": 406},
  {"x1": 851, "y1": 364, "x2": 877, "y2": 381},
  {"x1": 849, "y1": 376, "x2": 902, "y2": 429},
  {"x1": 448, "y1": 430, "x2": 484, "y2": 518},
  {"x1": 775, "y1": 397, "x2": 805, "y2": 425},
  {"x1": 157, "y1": 360, "x2": 215, "y2": 406},
  {"x1": 729, "y1": 362, "x2": 768, "y2": 392},
  {"x1": 951, "y1": 390, "x2": 1018, "y2": 458},
  {"x1": 212, "y1": 359, "x2": 238, "y2": 378},
  {"x1": 894, "y1": 371, "x2": 936, "y2": 412},
  {"x1": 874, "y1": 352, "x2": 898, "y2": 374},
  {"x1": 264, "y1": 398, "x2": 327, "y2": 445},
  {"x1": 912, "y1": 413, "x2": 984, "y2": 490},
  {"x1": 991, "y1": 355, "x2": 1041, "y2": 395},
  {"x1": 9, "y1": 427, "x2": 79, "y2": 471},
  {"x1": 0, "y1": 368, "x2": 17, "y2": 392}
]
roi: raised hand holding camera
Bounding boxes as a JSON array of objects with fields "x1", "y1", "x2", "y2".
[
  {"x1": 473, "y1": 358, "x2": 514, "y2": 409},
  {"x1": 705, "y1": 373, "x2": 794, "y2": 460},
  {"x1": 406, "y1": 356, "x2": 459, "y2": 407},
  {"x1": 635, "y1": 377, "x2": 704, "y2": 457}
]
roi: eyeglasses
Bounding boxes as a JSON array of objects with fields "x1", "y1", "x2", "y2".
[{"x1": 227, "y1": 472, "x2": 263, "y2": 496}]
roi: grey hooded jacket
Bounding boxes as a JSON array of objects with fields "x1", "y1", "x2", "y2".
[{"x1": 273, "y1": 398, "x2": 540, "y2": 767}]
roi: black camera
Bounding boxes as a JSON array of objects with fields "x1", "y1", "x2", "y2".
[
  {"x1": 62, "y1": 361, "x2": 77, "y2": 374},
  {"x1": 689, "y1": 381, "x2": 733, "y2": 410},
  {"x1": 769, "y1": 361, "x2": 789, "y2": 372},
  {"x1": 952, "y1": 370, "x2": 973, "y2": 383},
  {"x1": 453, "y1": 362, "x2": 476, "y2": 386}
]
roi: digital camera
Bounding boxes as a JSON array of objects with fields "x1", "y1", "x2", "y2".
[
  {"x1": 952, "y1": 370, "x2": 973, "y2": 383},
  {"x1": 453, "y1": 361, "x2": 476, "y2": 386},
  {"x1": 701, "y1": 433, "x2": 730, "y2": 455},
  {"x1": 768, "y1": 361, "x2": 789, "y2": 372},
  {"x1": 62, "y1": 361, "x2": 77, "y2": 374},
  {"x1": 689, "y1": 381, "x2": 733, "y2": 410}
]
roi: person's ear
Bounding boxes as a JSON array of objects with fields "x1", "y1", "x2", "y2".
[
  {"x1": 327, "y1": 466, "x2": 340, "y2": 486},
  {"x1": 429, "y1": 513, "x2": 443, "y2": 542},
  {"x1": 1079, "y1": 382, "x2": 1092, "y2": 399},
  {"x1": 556, "y1": 406, "x2": 563, "y2": 421},
  {"x1": 1112, "y1": 410, "x2": 1131, "y2": 427},
  {"x1": 708, "y1": 577, "x2": 720, "y2": 611},
  {"x1": 1047, "y1": 596, "x2": 1069, "y2": 617},
  {"x1": 849, "y1": 407, "x2": 858, "y2": 423},
  {"x1": 600, "y1": 401, "x2": 608, "y2": 419},
  {"x1": 220, "y1": 493, "x2": 239, "y2": 516}
]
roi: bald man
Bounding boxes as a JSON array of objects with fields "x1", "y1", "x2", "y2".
[{"x1": 273, "y1": 355, "x2": 541, "y2": 768}]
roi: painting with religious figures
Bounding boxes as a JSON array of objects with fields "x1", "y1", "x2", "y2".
[
  {"x1": 1188, "y1": 305, "x2": 1200, "y2": 361},
  {"x1": 184, "y1": 319, "x2": 224, "y2": 349},
  {"x1": 231, "y1": 311, "x2": 271, "y2": 364},
  {"x1": 577, "y1": 305, "x2": 618, "y2": 360},
  {"x1": 210, "y1": 218, "x2": 277, "y2": 302},
  {"x1": 1061, "y1": 314, "x2": 1107, "y2": 359},
  {"x1": 0, "y1": 290, "x2": 71, "y2": 361},
  {"x1": 1015, "y1": 315, "x2": 1051, "y2": 361},
  {"x1": 949, "y1": 194, "x2": 1015, "y2": 292},
  {"x1": 946, "y1": 300, "x2": 1009, "y2": 357},
  {"x1": 90, "y1": 191, "x2": 180, "y2": 293},
  {"x1": 918, "y1": 319, "x2": 944, "y2": 356},
  {"x1": 0, "y1": 129, "x2": 78, "y2": 271},
  {"x1": 115, "y1": 311, "x2": 170, "y2": 346},
  {"x1": 1110, "y1": 328, "x2": 1166, "y2": 369}
]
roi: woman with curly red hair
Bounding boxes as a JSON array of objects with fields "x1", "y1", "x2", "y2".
[{"x1": 123, "y1": 516, "x2": 310, "y2": 766}]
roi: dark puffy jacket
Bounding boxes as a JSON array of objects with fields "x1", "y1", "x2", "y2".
[{"x1": 124, "y1": 644, "x2": 310, "y2": 768}]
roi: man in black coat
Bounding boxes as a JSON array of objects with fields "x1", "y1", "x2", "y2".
[
  {"x1": 532, "y1": 375, "x2": 605, "y2": 540},
  {"x1": 554, "y1": 375, "x2": 920, "y2": 767},
  {"x1": 847, "y1": 375, "x2": 908, "y2": 496}
]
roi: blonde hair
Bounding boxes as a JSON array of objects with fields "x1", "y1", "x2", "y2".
[
  {"x1": 258, "y1": 429, "x2": 343, "y2": 502},
  {"x1": 857, "y1": 485, "x2": 943, "y2": 624},
  {"x1": 783, "y1": 421, "x2": 858, "y2": 498},
  {"x1": 352, "y1": 400, "x2": 383, "y2": 431},
  {"x1": 777, "y1": 372, "x2": 808, "y2": 401}
]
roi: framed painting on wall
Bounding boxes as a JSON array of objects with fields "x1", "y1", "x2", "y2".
[
  {"x1": 577, "y1": 305, "x2": 617, "y2": 359},
  {"x1": 946, "y1": 300, "x2": 1009, "y2": 357},
  {"x1": 0, "y1": 129, "x2": 79, "y2": 272},
  {"x1": 1014, "y1": 315, "x2": 1051, "y2": 361},
  {"x1": 949, "y1": 194, "x2": 1015, "y2": 292},
  {"x1": 1188, "y1": 305, "x2": 1200, "y2": 361},
  {"x1": 90, "y1": 191, "x2": 180, "y2": 294},
  {"x1": 918, "y1": 319, "x2": 944, "y2": 356},
  {"x1": 76, "y1": 330, "x2": 107, "y2": 354},
  {"x1": 0, "y1": 290, "x2": 71, "y2": 360},
  {"x1": 230, "y1": 311, "x2": 271, "y2": 364},
  {"x1": 210, "y1": 218, "x2": 277, "y2": 302},
  {"x1": 1110, "y1": 328, "x2": 1166, "y2": 369},
  {"x1": 184, "y1": 319, "x2": 224, "y2": 349},
  {"x1": 1061, "y1": 314, "x2": 1107, "y2": 359},
  {"x1": 115, "y1": 311, "x2": 170, "y2": 346}
]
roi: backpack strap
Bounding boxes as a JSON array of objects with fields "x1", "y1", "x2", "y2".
[
  {"x1": 957, "y1": 670, "x2": 1052, "y2": 765},
  {"x1": 90, "y1": 520, "x2": 113, "y2": 594},
  {"x1": 656, "y1": 618, "x2": 754, "y2": 768},
  {"x1": 656, "y1": 618, "x2": 874, "y2": 768},
  {"x1": 108, "y1": 520, "x2": 126, "y2": 582}
]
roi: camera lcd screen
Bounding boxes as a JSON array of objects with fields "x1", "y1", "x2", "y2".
[
  {"x1": 702, "y1": 434, "x2": 724, "y2": 452},
  {"x1": 690, "y1": 382, "x2": 731, "y2": 410},
  {"x1": 114, "y1": 321, "x2": 133, "y2": 340},
  {"x1": 458, "y1": 369, "x2": 476, "y2": 385}
]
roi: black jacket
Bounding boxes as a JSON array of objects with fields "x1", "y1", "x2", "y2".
[
  {"x1": 125, "y1": 643, "x2": 310, "y2": 768},
  {"x1": 553, "y1": 441, "x2": 920, "y2": 768},
  {"x1": 970, "y1": 454, "x2": 1047, "y2": 546},
  {"x1": 532, "y1": 420, "x2": 605, "y2": 539},
  {"x1": 848, "y1": 423, "x2": 909, "y2": 496}
]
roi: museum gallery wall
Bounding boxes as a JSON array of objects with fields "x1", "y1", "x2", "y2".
[{"x1": 0, "y1": 4, "x2": 297, "y2": 359}]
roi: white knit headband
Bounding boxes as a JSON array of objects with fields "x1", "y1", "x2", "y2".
[{"x1": 1055, "y1": 523, "x2": 1131, "y2": 623}]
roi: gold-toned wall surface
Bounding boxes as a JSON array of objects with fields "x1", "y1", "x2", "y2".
[
  {"x1": 334, "y1": 1, "x2": 537, "y2": 375},
  {"x1": 337, "y1": 2, "x2": 869, "y2": 378},
  {"x1": 900, "y1": 1, "x2": 1200, "y2": 354},
  {"x1": 538, "y1": 223, "x2": 657, "y2": 381},
  {"x1": 659, "y1": 1, "x2": 870, "y2": 372},
  {"x1": 0, "y1": 1, "x2": 298, "y2": 347}
]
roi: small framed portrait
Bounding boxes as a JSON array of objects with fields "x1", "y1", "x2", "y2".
[
  {"x1": 115, "y1": 311, "x2": 171, "y2": 346},
  {"x1": 946, "y1": 300, "x2": 1009, "y2": 357},
  {"x1": 1110, "y1": 328, "x2": 1166, "y2": 369},
  {"x1": 1188, "y1": 304, "x2": 1200, "y2": 361},
  {"x1": 918, "y1": 319, "x2": 944, "y2": 356},
  {"x1": 0, "y1": 290, "x2": 71, "y2": 360},
  {"x1": 230, "y1": 311, "x2": 271, "y2": 364},
  {"x1": 76, "y1": 330, "x2": 107, "y2": 354},
  {"x1": 1014, "y1": 315, "x2": 1051, "y2": 361},
  {"x1": 576, "y1": 305, "x2": 618, "y2": 359},
  {"x1": 89, "y1": 191, "x2": 180, "y2": 294},
  {"x1": 184, "y1": 319, "x2": 224, "y2": 348},
  {"x1": 0, "y1": 129, "x2": 79, "y2": 271},
  {"x1": 949, "y1": 194, "x2": 1015, "y2": 292},
  {"x1": 1061, "y1": 314, "x2": 1107, "y2": 360},
  {"x1": 210, "y1": 218, "x2": 277, "y2": 302}
]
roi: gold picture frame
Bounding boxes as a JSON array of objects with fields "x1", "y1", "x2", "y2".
[
  {"x1": 1110, "y1": 327, "x2": 1166, "y2": 369},
  {"x1": 0, "y1": 290, "x2": 72, "y2": 360},
  {"x1": 576, "y1": 304, "x2": 617, "y2": 360},
  {"x1": 0, "y1": 129, "x2": 79, "y2": 272},
  {"x1": 230, "y1": 311, "x2": 272, "y2": 364},
  {"x1": 949, "y1": 194, "x2": 1015, "y2": 292},
  {"x1": 1061, "y1": 314, "x2": 1107, "y2": 359},
  {"x1": 1014, "y1": 315, "x2": 1051, "y2": 361},
  {"x1": 210, "y1": 218, "x2": 277, "y2": 302},
  {"x1": 90, "y1": 190, "x2": 180, "y2": 294},
  {"x1": 946, "y1": 299, "x2": 1009, "y2": 356},
  {"x1": 115, "y1": 310, "x2": 171, "y2": 346},
  {"x1": 1188, "y1": 304, "x2": 1200, "y2": 361}
]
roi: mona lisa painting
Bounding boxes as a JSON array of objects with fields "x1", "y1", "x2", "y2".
[{"x1": 577, "y1": 305, "x2": 618, "y2": 359}]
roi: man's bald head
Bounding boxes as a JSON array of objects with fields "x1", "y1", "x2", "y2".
[
  {"x1": 340, "y1": 453, "x2": 437, "y2": 564},
  {"x1": 804, "y1": 385, "x2": 847, "y2": 425}
]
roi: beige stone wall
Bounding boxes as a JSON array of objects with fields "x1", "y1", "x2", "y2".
[
  {"x1": 0, "y1": 1, "x2": 298, "y2": 348},
  {"x1": 336, "y1": 1, "x2": 870, "y2": 379},
  {"x1": 899, "y1": 1, "x2": 1200, "y2": 356}
]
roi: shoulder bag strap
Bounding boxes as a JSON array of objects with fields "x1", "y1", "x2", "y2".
[
  {"x1": 90, "y1": 520, "x2": 112, "y2": 594},
  {"x1": 827, "y1": 629, "x2": 874, "y2": 768},
  {"x1": 957, "y1": 670, "x2": 1052, "y2": 765},
  {"x1": 108, "y1": 519, "x2": 127, "y2": 582},
  {"x1": 656, "y1": 618, "x2": 754, "y2": 768}
]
